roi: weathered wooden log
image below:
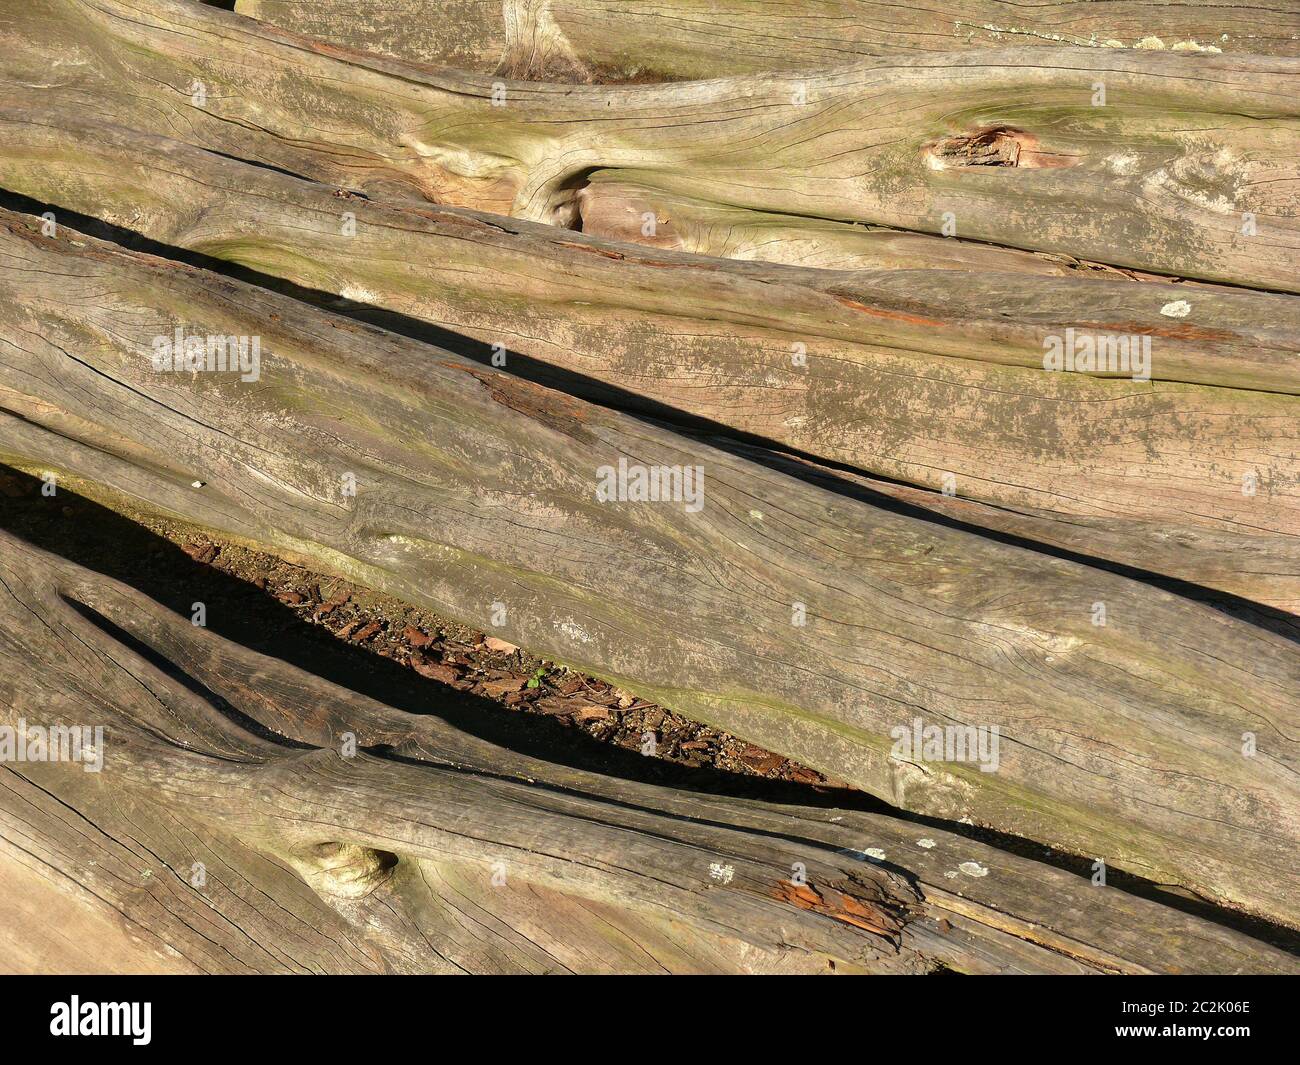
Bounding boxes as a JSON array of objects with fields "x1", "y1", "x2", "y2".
[
  {"x1": 572, "y1": 174, "x2": 1295, "y2": 288},
  {"x1": 732, "y1": 442, "x2": 1300, "y2": 641},
  {"x1": 232, "y1": 0, "x2": 1300, "y2": 80},
  {"x1": 2, "y1": 525, "x2": 1292, "y2": 974},
  {"x1": 1, "y1": 209, "x2": 1295, "y2": 926},
  {"x1": 2, "y1": 110, "x2": 1296, "y2": 610},
  {"x1": 574, "y1": 174, "x2": 1173, "y2": 275},
  {"x1": 12, "y1": 104, "x2": 1293, "y2": 391},
  {"x1": 9, "y1": 0, "x2": 1300, "y2": 289}
]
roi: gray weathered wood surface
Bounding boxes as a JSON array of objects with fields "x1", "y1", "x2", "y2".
[
  {"x1": 2, "y1": 109, "x2": 1295, "y2": 610},
  {"x1": 1, "y1": 526, "x2": 1293, "y2": 973},
  {"x1": 233, "y1": 0, "x2": 1300, "y2": 79},
  {"x1": 1, "y1": 209, "x2": 1295, "y2": 927},
  {"x1": 3, "y1": 0, "x2": 1298, "y2": 972},
  {"x1": 8, "y1": 0, "x2": 1299, "y2": 289}
]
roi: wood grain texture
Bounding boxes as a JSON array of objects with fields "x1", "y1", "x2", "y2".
[
  {"x1": 1, "y1": 209, "x2": 1295, "y2": 926},
  {"x1": 7, "y1": 0, "x2": 1300, "y2": 289},
  {"x1": 575, "y1": 174, "x2": 1141, "y2": 275},
  {"x1": 1, "y1": 526, "x2": 1294, "y2": 974},
  {"x1": 2, "y1": 109, "x2": 1295, "y2": 610},
  {"x1": 232, "y1": 0, "x2": 1300, "y2": 80},
  {"x1": 573, "y1": 173, "x2": 1274, "y2": 286}
]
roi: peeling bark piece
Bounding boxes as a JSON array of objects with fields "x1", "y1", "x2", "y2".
[
  {"x1": 232, "y1": 0, "x2": 1300, "y2": 79},
  {"x1": 405, "y1": 625, "x2": 435, "y2": 647},
  {"x1": 775, "y1": 880, "x2": 905, "y2": 937},
  {"x1": 0, "y1": 210, "x2": 1295, "y2": 925},
  {"x1": 411, "y1": 657, "x2": 462, "y2": 685},
  {"x1": 7, "y1": 0, "x2": 1300, "y2": 289},
  {"x1": 480, "y1": 678, "x2": 528, "y2": 697}
]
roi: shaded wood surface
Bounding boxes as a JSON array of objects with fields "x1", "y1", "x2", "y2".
[
  {"x1": 1, "y1": 525, "x2": 1294, "y2": 974},
  {"x1": 1, "y1": 209, "x2": 1295, "y2": 927},
  {"x1": 2, "y1": 111, "x2": 1297, "y2": 611},
  {"x1": 7, "y1": 0, "x2": 1300, "y2": 290},
  {"x1": 233, "y1": 0, "x2": 1300, "y2": 79}
]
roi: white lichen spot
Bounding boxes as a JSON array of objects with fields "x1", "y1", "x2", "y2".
[
  {"x1": 917, "y1": 838, "x2": 937, "y2": 849},
  {"x1": 837, "y1": 846, "x2": 885, "y2": 862},
  {"x1": 748, "y1": 509, "x2": 763, "y2": 521},
  {"x1": 944, "y1": 870, "x2": 959, "y2": 879},
  {"x1": 958, "y1": 861, "x2": 989, "y2": 878},
  {"x1": 558, "y1": 620, "x2": 594, "y2": 645},
  {"x1": 1160, "y1": 299, "x2": 1192, "y2": 318},
  {"x1": 340, "y1": 282, "x2": 379, "y2": 303},
  {"x1": 1135, "y1": 36, "x2": 1166, "y2": 50},
  {"x1": 1106, "y1": 153, "x2": 1140, "y2": 176},
  {"x1": 708, "y1": 862, "x2": 735, "y2": 884},
  {"x1": 963, "y1": 22, "x2": 1079, "y2": 45},
  {"x1": 1171, "y1": 40, "x2": 1222, "y2": 53}
]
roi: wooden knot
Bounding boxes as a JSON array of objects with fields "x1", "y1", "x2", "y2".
[{"x1": 288, "y1": 841, "x2": 398, "y2": 900}]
